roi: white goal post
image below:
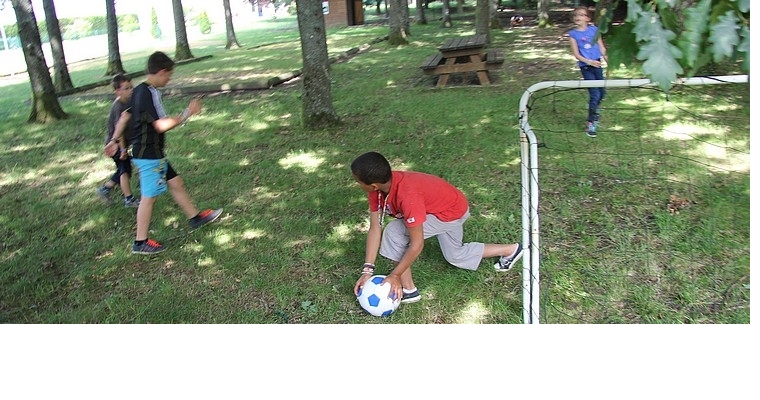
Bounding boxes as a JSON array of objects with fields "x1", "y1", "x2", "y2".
[{"x1": 517, "y1": 75, "x2": 749, "y2": 324}]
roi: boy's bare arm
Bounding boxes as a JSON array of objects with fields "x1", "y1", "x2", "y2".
[
  {"x1": 152, "y1": 97, "x2": 203, "y2": 133},
  {"x1": 384, "y1": 224, "x2": 424, "y2": 299},
  {"x1": 114, "y1": 109, "x2": 131, "y2": 158}
]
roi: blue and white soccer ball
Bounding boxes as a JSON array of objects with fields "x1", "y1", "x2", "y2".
[{"x1": 357, "y1": 275, "x2": 401, "y2": 317}]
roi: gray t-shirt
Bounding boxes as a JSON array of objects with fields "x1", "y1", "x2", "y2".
[{"x1": 104, "y1": 99, "x2": 131, "y2": 146}]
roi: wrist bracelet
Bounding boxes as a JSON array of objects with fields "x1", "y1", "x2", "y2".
[
  {"x1": 179, "y1": 108, "x2": 190, "y2": 122},
  {"x1": 361, "y1": 263, "x2": 375, "y2": 275}
]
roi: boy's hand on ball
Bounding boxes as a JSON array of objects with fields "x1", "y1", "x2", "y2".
[
  {"x1": 382, "y1": 274, "x2": 402, "y2": 300},
  {"x1": 354, "y1": 274, "x2": 371, "y2": 296}
]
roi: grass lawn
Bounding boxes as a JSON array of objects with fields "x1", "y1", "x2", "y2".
[{"x1": 0, "y1": 9, "x2": 749, "y2": 325}]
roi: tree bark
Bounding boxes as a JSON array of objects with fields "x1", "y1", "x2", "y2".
[
  {"x1": 415, "y1": 0, "x2": 427, "y2": 25},
  {"x1": 172, "y1": 0, "x2": 194, "y2": 60},
  {"x1": 475, "y1": 0, "x2": 490, "y2": 44},
  {"x1": 537, "y1": 0, "x2": 552, "y2": 28},
  {"x1": 295, "y1": 0, "x2": 339, "y2": 129},
  {"x1": 402, "y1": 0, "x2": 410, "y2": 35},
  {"x1": 223, "y1": 0, "x2": 241, "y2": 49},
  {"x1": 489, "y1": 0, "x2": 501, "y2": 29},
  {"x1": 105, "y1": 0, "x2": 125, "y2": 76},
  {"x1": 42, "y1": 0, "x2": 73, "y2": 91},
  {"x1": 11, "y1": 0, "x2": 67, "y2": 123},
  {"x1": 387, "y1": 0, "x2": 408, "y2": 45},
  {"x1": 441, "y1": 0, "x2": 452, "y2": 28}
]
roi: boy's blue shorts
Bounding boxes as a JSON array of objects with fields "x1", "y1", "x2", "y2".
[{"x1": 133, "y1": 158, "x2": 174, "y2": 198}]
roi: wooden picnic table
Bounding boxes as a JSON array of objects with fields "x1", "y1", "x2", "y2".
[{"x1": 420, "y1": 34, "x2": 504, "y2": 88}]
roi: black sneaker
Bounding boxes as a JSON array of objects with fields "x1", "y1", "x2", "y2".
[
  {"x1": 189, "y1": 208, "x2": 223, "y2": 229},
  {"x1": 401, "y1": 289, "x2": 421, "y2": 304},
  {"x1": 97, "y1": 187, "x2": 113, "y2": 204},
  {"x1": 132, "y1": 239, "x2": 166, "y2": 255},
  {"x1": 494, "y1": 243, "x2": 523, "y2": 271},
  {"x1": 124, "y1": 197, "x2": 140, "y2": 208}
]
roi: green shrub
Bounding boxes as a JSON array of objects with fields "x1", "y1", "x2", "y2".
[
  {"x1": 151, "y1": 7, "x2": 161, "y2": 38},
  {"x1": 118, "y1": 14, "x2": 140, "y2": 33},
  {"x1": 197, "y1": 10, "x2": 212, "y2": 34}
]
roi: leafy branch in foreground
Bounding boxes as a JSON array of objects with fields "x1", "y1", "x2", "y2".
[{"x1": 600, "y1": 0, "x2": 749, "y2": 91}]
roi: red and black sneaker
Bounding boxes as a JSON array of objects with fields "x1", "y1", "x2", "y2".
[
  {"x1": 189, "y1": 208, "x2": 223, "y2": 229},
  {"x1": 132, "y1": 239, "x2": 166, "y2": 255}
]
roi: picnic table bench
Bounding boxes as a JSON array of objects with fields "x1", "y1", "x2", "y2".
[{"x1": 419, "y1": 35, "x2": 505, "y2": 87}]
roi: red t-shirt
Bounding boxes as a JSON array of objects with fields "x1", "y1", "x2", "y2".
[{"x1": 367, "y1": 171, "x2": 469, "y2": 228}]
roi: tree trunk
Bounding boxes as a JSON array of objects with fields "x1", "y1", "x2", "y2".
[
  {"x1": 223, "y1": 0, "x2": 241, "y2": 49},
  {"x1": 172, "y1": 0, "x2": 194, "y2": 60},
  {"x1": 489, "y1": 0, "x2": 501, "y2": 29},
  {"x1": 11, "y1": 0, "x2": 67, "y2": 123},
  {"x1": 42, "y1": 0, "x2": 73, "y2": 92},
  {"x1": 537, "y1": 0, "x2": 552, "y2": 28},
  {"x1": 415, "y1": 0, "x2": 427, "y2": 24},
  {"x1": 402, "y1": 0, "x2": 410, "y2": 35},
  {"x1": 475, "y1": 0, "x2": 490, "y2": 43},
  {"x1": 441, "y1": 0, "x2": 452, "y2": 28},
  {"x1": 387, "y1": 0, "x2": 408, "y2": 45},
  {"x1": 105, "y1": 0, "x2": 125, "y2": 76},
  {"x1": 295, "y1": 0, "x2": 339, "y2": 129},
  {"x1": 375, "y1": 0, "x2": 387, "y2": 16}
]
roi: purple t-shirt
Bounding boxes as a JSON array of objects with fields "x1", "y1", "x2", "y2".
[{"x1": 568, "y1": 25, "x2": 602, "y2": 67}]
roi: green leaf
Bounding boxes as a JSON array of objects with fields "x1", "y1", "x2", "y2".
[
  {"x1": 638, "y1": 41, "x2": 683, "y2": 91},
  {"x1": 606, "y1": 23, "x2": 638, "y2": 69},
  {"x1": 633, "y1": 12, "x2": 676, "y2": 42},
  {"x1": 738, "y1": 26, "x2": 750, "y2": 72},
  {"x1": 737, "y1": 26, "x2": 750, "y2": 53},
  {"x1": 626, "y1": 1, "x2": 644, "y2": 23},
  {"x1": 709, "y1": 11, "x2": 740, "y2": 62},
  {"x1": 736, "y1": 0, "x2": 750, "y2": 13},
  {"x1": 684, "y1": 51, "x2": 712, "y2": 77},
  {"x1": 678, "y1": 0, "x2": 711, "y2": 69},
  {"x1": 633, "y1": 12, "x2": 683, "y2": 91},
  {"x1": 658, "y1": 7, "x2": 679, "y2": 32},
  {"x1": 709, "y1": 0, "x2": 734, "y2": 18}
]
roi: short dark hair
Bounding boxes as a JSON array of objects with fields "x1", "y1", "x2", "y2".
[
  {"x1": 146, "y1": 51, "x2": 175, "y2": 74},
  {"x1": 111, "y1": 73, "x2": 130, "y2": 90},
  {"x1": 351, "y1": 152, "x2": 392, "y2": 185}
]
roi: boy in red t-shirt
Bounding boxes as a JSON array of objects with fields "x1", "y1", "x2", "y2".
[{"x1": 350, "y1": 151, "x2": 523, "y2": 304}]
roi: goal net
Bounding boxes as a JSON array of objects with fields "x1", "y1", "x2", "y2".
[{"x1": 517, "y1": 75, "x2": 750, "y2": 324}]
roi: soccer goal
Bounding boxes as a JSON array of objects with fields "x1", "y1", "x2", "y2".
[{"x1": 517, "y1": 75, "x2": 750, "y2": 324}]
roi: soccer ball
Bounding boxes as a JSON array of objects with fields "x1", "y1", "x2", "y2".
[{"x1": 357, "y1": 275, "x2": 401, "y2": 317}]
